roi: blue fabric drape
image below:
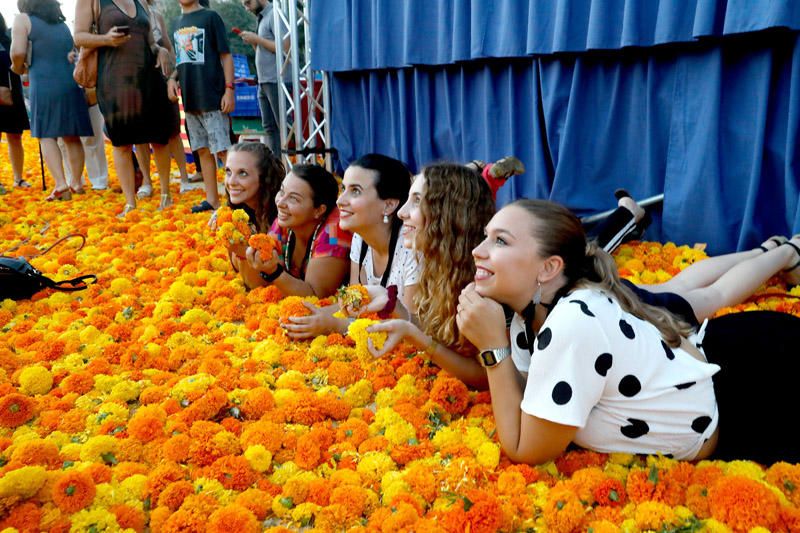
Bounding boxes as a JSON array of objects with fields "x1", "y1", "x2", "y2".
[
  {"x1": 328, "y1": 31, "x2": 800, "y2": 254},
  {"x1": 312, "y1": 0, "x2": 800, "y2": 72}
]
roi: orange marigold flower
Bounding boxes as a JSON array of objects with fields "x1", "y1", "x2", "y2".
[
  {"x1": 83, "y1": 463, "x2": 113, "y2": 484},
  {"x1": 234, "y1": 488, "x2": 272, "y2": 520},
  {"x1": 593, "y1": 477, "x2": 626, "y2": 507},
  {"x1": 162, "y1": 433, "x2": 192, "y2": 463},
  {"x1": 554, "y1": 449, "x2": 609, "y2": 477},
  {"x1": 278, "y1": 296, "x2": 313, "y2": 321},
  {"x1": 429, "y1": 375, "x2": 469, "y2": 415},
  {"x1": 625, "y1": 468, "x2": 656, "y2": 503},
  {"x1": 158, "y1": 480, "x2": 195, "y2": 511},
  {"x1": 9, "y1": 439, "x2": 61, "y2": 469},
  {"x1": 210, "y1": 455, "x2": 257, "y2": 491},
  {"x1": 327, "y1": 360, "x2": 362, "y2": 387},
  {"x1": 685, "y1": 483, "x2": 710, "y2": 518},
  {"x1": 110, "y1": 503, "x2": 146, "y2": 533},
  {"x1": 128, "y1": 404, "x2": 167, "y2": 442},
  {"x1": 145, "y1": 462, "x2": 186, "y2": 502},
  {"x1": 60, "y1": 371, "x2": 94, "y2": 395},
  {"x1": 0, "y1": 393, "x2": 35, "y2": 428},
  {"x1": 766, "y1": 461, "x2": 800, "y2": 506},
  {"x1": 207, "y1": 504, "x2": 260, "y2": 533},
  {"x1": 335, "y1": 418, "x2": 370, "y2": 447},
  {"x1": 707, "y1": 475, "x2": 781, "y2": 531},
  {"x1": 305, "y1": 478, "x2": 332, "y2": 507},
  {"x1": 464, "y1": 489, "x2": 504, "y2": 533},
  {"x1": 240, "y1": 387, "x2": 275, "y2": 419},
  {"x1": 0, "y1": 502, "x2": 42, "y2": 532},
  {"x1": 248, "y1": 233, "x2": 280, "y2": 259},
  {"x1": 542, "y1": 485, "x2": 585, "y2": 533},
  {"x1": 52, "y1": 470, "x2": 96, "y2": 513}
]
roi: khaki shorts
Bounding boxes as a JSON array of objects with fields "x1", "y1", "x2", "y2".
[{"x1": 185, "y1": 110, "x2": 232, "y2": 155}]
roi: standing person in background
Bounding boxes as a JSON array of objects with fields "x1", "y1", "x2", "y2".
[
  {"x1": 168, "y1": 0, "x2": 235, "y2": 214},
  {"x1": 133, "y1": 0, "x2": 190, "y2": 203},
  {"x1": 10, "y1": 0, "x2": 92, "y2": 201},
  {"x1": 239, "y1": 0, "x2": 288, "y2": 158},
  {"x1": 74, "y1": 0, "x2": 174, "y2": 215},
  {"x1": 0, "y1": 12, "x2": 30, "y2": 193}
]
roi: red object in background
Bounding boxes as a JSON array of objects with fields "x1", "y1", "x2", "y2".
[{"x1": 232, "y1": 27, "x2": 242, "y2": 35}]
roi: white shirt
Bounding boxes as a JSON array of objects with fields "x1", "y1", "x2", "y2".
[
  {"x1": 349, "y1": 233, "x2": 419, "y2": 300},
  {"x1": 510, "y1": 288, "x2": 719, "y2": 460}
]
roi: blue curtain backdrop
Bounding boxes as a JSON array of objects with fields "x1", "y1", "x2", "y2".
[{"x1": 312, "y1": 1, "x2": 800, "y2": 253}]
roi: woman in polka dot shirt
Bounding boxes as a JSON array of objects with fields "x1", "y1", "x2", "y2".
[{"x1": 456, "y1": 199, "x2": 800, "y2": 465}]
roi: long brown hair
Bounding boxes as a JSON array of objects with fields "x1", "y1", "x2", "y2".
[
  {"x1": 511, "y1": 199, "x2": 693, "y2": 347},
  {"x1": 227, "y1": 142, "x2": 284, "y2": 233},
  {"x1": 414, "y1": 163, "x2": 495, "y2": 352}
]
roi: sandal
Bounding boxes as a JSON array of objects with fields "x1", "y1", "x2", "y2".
[
  {"x1": 782, "y1": 236, "x2": 800, "y2": 286},
  {"x1": 46, "y1": 187, "x2": 72, "y2": 202},
  {"x1": 13, "y1": 179, "x2": 32, "y2": 188},
  {"x1": 758, "y1": 235, "x2": 788, "y2": 253},
  {"x1": 117, "y1": 204, "x2": 136, "y2": 219},
  {"x1": 136, "y1": 183, "x2": 153, "y2": 199},
  {"x1": 70, "y1": 185, "x2": 86, "y2": 195},
  {"x1": 158, "y1": 194, "x2": 173, "y2": 211}
]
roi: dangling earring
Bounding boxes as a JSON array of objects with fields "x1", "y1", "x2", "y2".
[
  {"x1": 532, "y1": 281, "x2": 542, "y2": 305},
  {"x1": 383, "y1": 214, "x2": 389, "y2": 224}
]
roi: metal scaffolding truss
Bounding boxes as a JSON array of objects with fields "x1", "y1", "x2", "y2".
[{"x1": 273, "y1": 0, "x2": 333, "y2": 170}]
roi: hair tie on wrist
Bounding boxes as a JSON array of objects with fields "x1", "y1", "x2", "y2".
[{"x1": 377, "y1": 284, "x2": 398, "y2": 318}]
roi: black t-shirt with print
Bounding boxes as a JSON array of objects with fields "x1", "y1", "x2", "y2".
[{"x1": 173, "y1": 8, "x2": 229, "y2": 113}]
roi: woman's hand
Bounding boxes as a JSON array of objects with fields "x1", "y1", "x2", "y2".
[
  {"x1": 340, "y1": 285, "x2": 388, "y2": 317},
  {"x1": 106, "y1": 27, "x2": 131, "y2": 47},
  {"x1": 366, "y1": 319, "x2": 416, "y2": 357},
  {"x1": 245, "y1": 246, "x2": 281, "y2": 279},
  {"x1": 281, "y1": 302, "x2": 336, "y2": 340},
  {"x1": 155, "y1": 46, "x2": 172, "y2": 77},
  {"x1": 456, "y1": 282, "x2": 508, "y2": 351},
  {"x1": 167, "y1": 78, "x2": 179, "y2": 102}
]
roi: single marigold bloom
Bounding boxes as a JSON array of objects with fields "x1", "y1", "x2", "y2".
[
  {"x1": 248, "y1": 233, "x2": 280, "y2": 259},
  {"x1": 51, "y1": 470, "x2": 96, "y2": 513},
  {"x1": 542, "y1": 485, "x2": 585, "y2": 533},
  {"x1": 766, "y1": 462, "x2": 800, "y2": 506},
  {"x1": 0, "y1": 392, "x2": 35, "y2": 427},
  {"x1": 235, "y1": 488, "x2": 272, "y2": 520},
  {"x1": 429, "y1": 375, "x2": 470, "y2": 415},
  {"x1": 128, "y1": 405, "x2": 167, "y2": 442},
  {"x1": 278, "y1": 296, "x2": 313, "y2": 321},
  {"x1": 0, "y1": 501, "x2": 43, "y2": 532},
  {"x1": 83, "y1": 463, "x2": 113, "y2": 484},
  {"x1": 110, "y1": 504, "x2": 146, "y2": 533},
  {"x1": 9, "y1": 439, "x2": 60, "y2": 469},
  {"x1": 593, "y1": 477, "x2": 627, "y2": 507},
  {"x1": 240, "y1": 387, "x2": 275, "y2": 419},
  {"x1": 707, "y1": 475, "x2": 781, "y2": 531},
  {"x1": 337, "y1": 284, "x2": 370, "y2": 309},
  {"x1": 158, "y1": 480, "x2": 195, "y2": 511},
  {"x1": 211, "y1": 455, "x2": 257, "y2": 491},
  {"x1": 207, "y1": 504, "x2": 260, "y2": 533}
]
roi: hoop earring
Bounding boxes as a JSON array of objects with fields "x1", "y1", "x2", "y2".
[
  {"x1": 383, "y1": 214, "x2": 389, "y2": 224},
  {"x1": 532, "y1": 281, "x2": 542, "y2": 305}
]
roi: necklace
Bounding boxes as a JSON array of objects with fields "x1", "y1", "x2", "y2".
[{"x1": 284, "y1": 221, "x2": 323, "y2": 277}]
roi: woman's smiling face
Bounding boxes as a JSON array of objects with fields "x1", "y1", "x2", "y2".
[
  {"x1": 397, "y1": 174, "x2": 426, "y2": 249},
  {"x1": 274, "y1": 172, "x2": 323, "y2": 229}
]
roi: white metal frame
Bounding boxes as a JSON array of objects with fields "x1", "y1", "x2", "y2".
[{"x1": 273, "y1": 0, "x2": 332, "y2": 170}]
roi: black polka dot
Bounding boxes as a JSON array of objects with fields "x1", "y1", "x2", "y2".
[
  {"x1": 594, "y1": 353, "x2": 613, "y2": 376},
  {"x1": 537, "y1": 328, "x2": 552, "y2": 350},
  {"x1": 619, "y1": 319, "x2": 635, "y2": 339},
  {"x1": 618, "y1": 375, "x2": 641, "y2": 397},
  {"x1": 621, "y1": 418, "x2": 650, "y2": 439},
  {"x1": 569, "y1": 299, "x2": 595, "y2": 317},
  {"x1": 692, "y1": 416, "x2": 712, "y2": 434},
  {"x1": 662, "y1": 340, "x2": 675, "y2": 360},
  {"x1": 551, "y1": 381, "x2": 572, "y2": 405},
  {"x1": 516, "y1": 331, "x2": 530, "y2": 351},
  {"x1": 675, "y1": 381, "x2": 696, "y2": 390}
]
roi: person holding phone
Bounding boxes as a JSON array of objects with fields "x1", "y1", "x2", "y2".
[{"x1": 74, "y1": 0, "x2": 174, "y2": 216}]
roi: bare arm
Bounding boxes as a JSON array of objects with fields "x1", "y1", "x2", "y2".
[
  {"x1": 74, "y1": 0, "x2": 129, "y2": 49},
  {"x1": 9, "y1": 14, "x2": 30, "y2": 74},
  {"x1": 220, "y1": 52, "x2": 234, "y2": 113},
  {"x1": 273, "y1": 255, "x2": 349, "y2": 297}
]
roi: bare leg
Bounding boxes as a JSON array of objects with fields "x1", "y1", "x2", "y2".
[
  {"x1": 642, "y1": 249, "x2": 762, "y2": 295},
  {"x1": 152, "y1": 143, "x2": 172, "y2": 209},
  {"x1": 678, "y1": 245, "x2": 797, "y2": 322},
  {"x1": 169, "y1": 134, "x2": 189, "y2": 182},
  {"x1": 198, "y1": 147, "x2": 220, "y2": 208},
  {"x1": 112, "y1": 145, "x2": 137, "y2": 208},
  {"x1": 6, "y1": 133, "x2": 25, "y2": 184},
  {"x1": 135, "y1": 143, "x2": 152, "y2": 195},
  {"x1": 63, "y1": 136, "x2": 86, "y2": 190},
  {"x1": 39, "y1": 138, "x2": 69, "y2": 191}
]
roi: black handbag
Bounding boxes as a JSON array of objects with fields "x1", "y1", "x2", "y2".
[{"x1": 0, "y1": 235, "x2": 97, "y2": 300}]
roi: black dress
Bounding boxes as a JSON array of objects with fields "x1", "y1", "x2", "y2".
[
  {"x1": 0, "y1": 41, "x2": 30, "y2": 134},
  {"x1": 96, "y1": 0, "x2": 170, "y2": 146}
]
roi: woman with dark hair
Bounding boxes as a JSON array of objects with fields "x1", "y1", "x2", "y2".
[
  {"x1": 10, "y1": 0, "x2": 92, "y2": 200},
  {"x1": 455, "y1": 199, "x2": 800, "y2": 465},
  {"x1": 74, "y1": 0, "x2": 173, "y2": 215},
  {"x1": 245, "y1": 164, "x2": 352, "y2": 297},
  {"x1": 280, "y1": 153, "x2": 418, "y2": 339},
  {"x1": 0, "y1": 12, "x2": 30, "y2": 192}
]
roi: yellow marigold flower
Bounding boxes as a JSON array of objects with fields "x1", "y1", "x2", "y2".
[
  {"x1": 118, "y1": 474, "x2": 147, "y2": 502},
  {"x1": 18, "y1": 365, "x2": 53, "y2": 395},
  {"x1": 60, "y1": 443, "x2": 82, "y2": 461},
  {"x1": 273, "y1": 388, "x2": 296, "y2": 407},
  {"x1": 347, "y1": 318, "x2": 387, "y2": 363},
  {"x1": 137, "y1": 324, "x2": 160, "y2": 343},
  {"x1": 67, "y1": 507, "x2": 120, "y2": 532},
  {"x1": 646, "y1": 453, "x2": 678, "y2": 471},
  {"x1": 383, "y1": 421, "x2": 416, "y2": 446},
  {"x1": 93, "y1": 374, "x2": 122, "y2": 394},
  {"x1": 634, "y1": 501, "x2": 676, "y2": 530},
  {"x1": 171, "y1": 373, "x2": 217, "y2": 399},
  {"x1": 180, "y1": 308, "x2": 212, "y2": 325},
  {"x1": 251, "y1": 339, "x2": 284, "y2": 365},
  {"x1": 463, "y1": 426, "x2": 490, "y2": 452},
  {"x1": 380, "y1": 476, "x2": 410, "y2": 505},
  {"x1": 356, "y1": 452, "x2": 396, "y2": 482},
  {"x1": 244, "y1": 445, "x2": 273, "y2": 473},
  {"x1": 291, "y1": 502, "x2": 321, "y2": 527},
  {"x1": 110, "y1": 277, "x2": 134, "y2": 295},
  {"x1": 270, "y1": 462, "x2": 301, "y2": 486},
  {"x1": 1, "y1": 299, "x2": 16, "y2": 312},
  {"x1": 194, "y1": 477, "x2": 232, "y2": 500},
  {"x1": 80, "y1": 435, "x2": 118, "y2": 464},
  {"x1": 93, "y1": 482, "x2": 116, "y2": 507},
  {"x1": 272, "y1": 494, "x2": 294, "y2": 518},
  {"x1": 343, "y1": 379, "x2": 373, "y2": 408},
  {"x1": 476, "y1": 441, "x2": 500, "y2": 469},
  {"x1": 700, "y1": 518, "x2": 733, "y2": 532},
  {"x1": 609, "y1": 452, "x2": 637, "y2": 466},
  {"x1": 109, "y1": 380, "x2": 142, "y2": 403},
  {"x1": 0, "y1": 465, "x2": 48, "y2": 499},
  {"x1": 276, "y1": 370, "x2": 307, "y2": 389},
  {"x1": 431, "y1": 426, "x2": 461, "y2": 449},
  {"x1": 723, "y1": 460, "x2": 765, "y2": 480}
]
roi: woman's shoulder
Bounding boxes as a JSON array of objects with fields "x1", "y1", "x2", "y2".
[{"x1": 320, "y1": 207, "x2": 352, "y2": 248}]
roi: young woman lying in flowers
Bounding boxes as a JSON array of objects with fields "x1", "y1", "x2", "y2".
[
  {"x1": 244, "y1": 163, "x2": 352, "y2": 297},
  {"x1": 215, "y1": 142, "x2": 284, "y2": 289},
  {"x1": 455, "y1": 199, "x2": 800, "y2": 465},
  {"x1": 279, "y1": 153, "x2": 419, "y2": 339}
]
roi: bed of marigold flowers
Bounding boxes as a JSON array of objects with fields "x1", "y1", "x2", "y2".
[{"x1": 1, "y1": 135, "x2": 800, "y2": 533}]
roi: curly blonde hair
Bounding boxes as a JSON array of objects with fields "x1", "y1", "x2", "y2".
[{"x1": 413, "y1": 164, "x2": 495, "y2": 352}]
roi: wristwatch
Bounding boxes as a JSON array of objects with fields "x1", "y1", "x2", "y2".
[{"x1": 477, "y1": 346, "x2": 511, "y2": 368}]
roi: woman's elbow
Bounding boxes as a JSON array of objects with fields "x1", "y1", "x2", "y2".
[{"x1": 500, "y1": 441, "x2": 565, "y2": 466}]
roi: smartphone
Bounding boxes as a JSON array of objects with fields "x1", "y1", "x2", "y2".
[
  {"x1": 116, "y1": 25, "x2": 131, "y2": 36},
  {"x1": 232, "y1": 27, "x2": 242, "y2": 35}
]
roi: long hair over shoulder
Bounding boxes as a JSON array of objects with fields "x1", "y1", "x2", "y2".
[
  {"x1": 414, "y1": 163, "x2": 495, "y2": 353},
  {"x1": 511, "y1": 199, "x2": 694, "y2": 347},
  {"x1": 227, "y1": 142, "x2": 284, "y2": 233},
  {"x1": 18, "y1": 0, "x2": 65, "y2": 24}
]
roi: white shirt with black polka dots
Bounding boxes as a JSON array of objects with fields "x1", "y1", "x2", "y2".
[
  {"x1": 510, "y1": 288, "x2": 720, "y2": 460},
  {"x1": 349, "y1": 233, "x2": 420, "y2": 300}
]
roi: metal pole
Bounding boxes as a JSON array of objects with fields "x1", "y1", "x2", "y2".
[{"x1": 580, "y1": 194, "x2": 664, "y2": 224}]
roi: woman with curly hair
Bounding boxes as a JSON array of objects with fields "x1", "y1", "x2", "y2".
[{"x1": 364, "y1": 163, "x2": 496, "y2": 388}]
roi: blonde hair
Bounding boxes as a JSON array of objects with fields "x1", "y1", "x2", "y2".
[
  {"x1": 414, "y1": 164, "x2": 495, "y2": 352},
  {"x1": 512, "y1": 199, "x2": 694, "y2": 347}
]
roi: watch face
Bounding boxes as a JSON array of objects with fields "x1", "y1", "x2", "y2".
[{"x1": 480, "y1": 350, "x2": 497, "y2": 367}]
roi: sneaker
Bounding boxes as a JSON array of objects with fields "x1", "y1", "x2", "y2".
[{"x1": 191, "y1": 200, "x2": 216, "y2": 213}]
